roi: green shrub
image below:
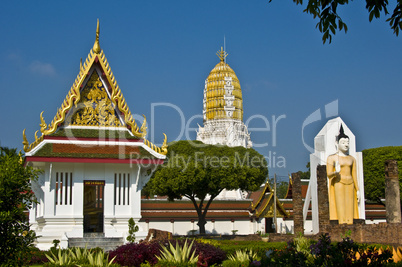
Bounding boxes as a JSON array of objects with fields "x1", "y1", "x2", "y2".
[
  {"x1": 44, "y1": 247, "x2": 116, "y2": 267},
  {"x1": 216, "y1": 240, "x2": 286, "y2": 259},
  {"x1": 195, "y1": 237, "x2": 221, "y2": 247},
  {"x1": 44, "y1": 248, "x2": 75, "y2": 266},
  {"x1": 156, "y1": 239, "x2": 198, "y2": 265},
  {"x1": 221, "y1": 259, "x2": 250, "y2": 267},
  {"x1": 158, "y1": 238, "x2": 226, "y2": 266},
  {"x1": 228, "y1": 249, "x2": 259, "y2": 262},
  {"x1": 155, "y1": 262, "x2": 196, "y2": 267},
  {"x1": 0, "y1": 147, "x2": 39, "y2": 266},
  {"x1": 127, "y1": 217, "x2": 139, "y2": 243},
  {"x1": 223, "y1": 248, "x2": 261, "y2": 266}
]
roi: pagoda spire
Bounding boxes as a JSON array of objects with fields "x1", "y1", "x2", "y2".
[
  {"x1": 216, "y1": 47, "x2": 228, "y2": 62},
  {"x1": 93, "y1": 19, "x2": 101, "y2": 54}
]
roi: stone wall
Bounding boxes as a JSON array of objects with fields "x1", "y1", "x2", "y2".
[
  {"x1": 319, "y1": 223, "x2": 402, "y2": 246},
  {"x1": 270, "y1": 223, "x2": 402, "y2": 246}
]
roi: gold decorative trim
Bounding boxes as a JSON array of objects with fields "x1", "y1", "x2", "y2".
[
  {"x1": 250, "y1": 182, "x2": 271, "y2": 212},
  {"x1": 283, "y1": 174, "x2": 292, "y2": 199},
  {"x1": 144, "y1": 133, "x2": 168, "y2": 155},
  {"x1": 252, "y1": 183, "x2": 289, "y2": 218},
  {"x1": 23, "y1": 129, "x2": 44, "y2": 152},
  {"x1": 256, "y1": 193, "x2": 273, "y2": 217},
  {"x1": 255, "y1": 192, "x2": 289, "y2": 218},
  {"x1": 216, "y1": 47, "x2": 228, "y2": 62}
]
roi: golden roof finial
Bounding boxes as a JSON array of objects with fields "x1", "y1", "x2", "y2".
[
  {"x1": 22, "y1": 129, "x2": 29, "y2": 152},
  {"x1": 216, "y1": 47, "x2": 228, "y2": 62},
  {"x1": 93, "y1": 19, "x2": 101, "y2": 54}
]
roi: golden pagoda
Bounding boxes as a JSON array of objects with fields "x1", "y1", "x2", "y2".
[
  {"x1": 197, "y1": 47, "x2": 252, "y2": 148},
  {"x1": 203, "y1": 47, "x2": 243, "y2": 121}
]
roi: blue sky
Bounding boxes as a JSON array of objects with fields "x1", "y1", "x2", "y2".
[{"x1": 0, "y1": 1, "x2": 401, "y2": 178}]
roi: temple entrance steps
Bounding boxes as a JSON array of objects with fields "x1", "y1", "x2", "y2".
[{"x1": 68, "y1": 233, "x2": 124, "y2": 251}]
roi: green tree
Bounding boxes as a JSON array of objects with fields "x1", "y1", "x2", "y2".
[
  {"x1": 268, "y1": 178, "x2": 289, "y2": 199},
  {"x1": 362, "y1": 146, "x2": 402, "y2": 206},
  {"x1": 269, "y1": 0, "x2": 402, "y2": 43},
  {"x1": 145, "y1": 140, "x2": 268, "y2": 234},
  {"x1": 296, "y1": 162, "x2": 311, "y2": 180},
  {"x1": 0, "y1": 147, "x2": 39, "y2": 266}
]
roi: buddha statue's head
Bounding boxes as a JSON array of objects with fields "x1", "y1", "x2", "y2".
[{"x1": 336, "y1": 124, "x2": 350, "y2": 154}]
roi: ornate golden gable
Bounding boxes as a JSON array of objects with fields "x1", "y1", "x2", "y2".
[
  {"x1": 23, "y1": 20, "x2": 167, "y2": 155},
  {"x1": 67, "y1": 71, "x2": 122, "y2": 127},
  {"x1": 250, "y1": 182, "x2": 289, "y2": 218}
]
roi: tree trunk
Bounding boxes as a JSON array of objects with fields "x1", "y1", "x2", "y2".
[
  {"x1": 187, "y1": 193, "x2": 220, "y2": 235},
  {"x1": 197, "y1": 217, "x2": 207, "y2": 234}
]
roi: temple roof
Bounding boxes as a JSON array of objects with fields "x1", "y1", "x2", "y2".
[
  {"x1": 23, "y1": 20, "x2": 167, "y2": 160},
  {"x1": 249, "y1": 182, "x2": 289, "y2": 218}
]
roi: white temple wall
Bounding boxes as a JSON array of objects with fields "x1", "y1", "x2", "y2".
[
  {"x1": 30, "y1": 161, "x2": 149, "y2": 249},
  {"x1": 142, "y1": 219, "x2": 255, "y2": 236}
]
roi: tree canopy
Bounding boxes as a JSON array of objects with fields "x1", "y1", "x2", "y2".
[
  {"x1": 268, "y1": 177, "x2": 290, "y2": 199},
  {"x1": 0, "y1": 147, "x2": 39, "y2": 266},
  {"x1": 362, "y1": 146, "x2": 402, "y2": 206},
  {"x1": 296, "y1": 162, "x2": 311, "y2": 180},
  {"x1": 269, "y1": 0, "x2": 402, "y2": 43},
  {"x1": 145, "y1": 140, "x2": 268, "y2": 234}
]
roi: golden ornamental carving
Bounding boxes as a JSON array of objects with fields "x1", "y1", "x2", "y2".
[
  {"x1": 68, "y1": 72, "x2": 122, "y2": 127},
  {"x1": 23, "y1": 128, "x2": 44, "y2": 152},
  {"x1": 22, "y1": 129, "x2": 29, "y2": 152},
  {"x1": 144, "y1": 133, "x2": 168, "y2": 156},
  {"x1": 161, "y1": 133, "x2": 168, "y2": 155},
  {"x1": 217, "y1": 47, "x2": 228, "y2": 62}
]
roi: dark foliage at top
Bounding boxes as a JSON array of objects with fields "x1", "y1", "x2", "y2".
[{"x1": 269, "y1": 0, "x2": 402, "y2": 43}]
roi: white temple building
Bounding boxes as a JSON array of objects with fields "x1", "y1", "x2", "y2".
[{"x1": 23, "y1": 21, "x2": 167, "y2": 250}]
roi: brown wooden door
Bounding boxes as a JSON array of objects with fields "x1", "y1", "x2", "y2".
[{"x1": 83, "y1": 180, "x2": 104, "y2": 233}]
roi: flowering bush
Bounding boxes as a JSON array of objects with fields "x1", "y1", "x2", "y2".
[
  {"x1": 193, "y1": 241, "x2": 226, "y2": 265},
  {"x1": 109, "y1": 242, "x2": 162, "y2": 267},
  {"x1": 23, "y1": 246, "x2": 49, "y2": 265}
]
